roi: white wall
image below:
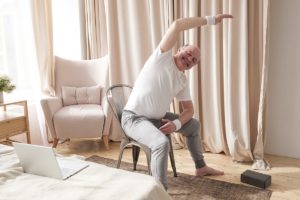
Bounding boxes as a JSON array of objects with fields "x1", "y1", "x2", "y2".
[{"x1": 265, "y1": 0, "x2": 300, "y2": 158}]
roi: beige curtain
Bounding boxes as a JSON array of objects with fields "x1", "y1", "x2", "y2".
[
  {"x1": 31, "y1": 0, "x2": 55, "y2": 96},
  {"x1": 198, "y1": 0, "x2": 270, "y2": 169},
  {"x1": 96, "y1": 0, "x2": 270, "y2": 168},
  {"x1": 83, "y1": 0, "x2": 108, "y2": 59},
  {"x1": 104, "y1": 0, "x2": 170, "y2": 85},
  {"x1": 99, "y1": 0, "x2": 170, "y2": 140},
  {"x1": 170, "y1": 0, "x2": 270, "y2": 169},
  {"x1": 169, "y1": 0, "x2": 203, "y2": 148},
  {"x1": 252, "y1": 0, "x2": 271, "y2": 169}
]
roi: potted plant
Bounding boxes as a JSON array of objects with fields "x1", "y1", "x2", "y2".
[{"x1": 0, "y1": 75, "x2": 16, "y2": 103}]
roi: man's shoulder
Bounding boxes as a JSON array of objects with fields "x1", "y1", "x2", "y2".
[
  {"x1": 155, "y1": 46, "x2": 173, "y2": 62},
  {"x1": 139, "y1": 46, "x2": 174, "y2": 75}
]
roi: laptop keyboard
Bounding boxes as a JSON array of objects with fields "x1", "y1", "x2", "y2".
[
  {"x1": 61, "y1": 167, "x2": 76, "y2": 177},
  {"x1": 56, "y1": 157, "x2": 89, "y2": 179}
]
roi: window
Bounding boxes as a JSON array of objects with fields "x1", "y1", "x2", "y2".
[
  {"x1": 0, "y1": 0, "x2": 83, "y2": 144},
  {"x1": 52, "y1": 0, "x2": 82, "y2": 59},
  {"x1": 0, "y1": 0, "x2": 83, "y2": 101},
  {"x1": 0, "y1": 0, "x2": 40, "y2": 97}
]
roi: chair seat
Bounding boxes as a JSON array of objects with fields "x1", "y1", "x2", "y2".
[{"x1": 53, "y1": 104, "x2": 104, "y2": 139}]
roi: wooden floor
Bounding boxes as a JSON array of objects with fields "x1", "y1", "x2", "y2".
[{"x1": 54, "y1": 139, "x2": 300, "y2": 200}]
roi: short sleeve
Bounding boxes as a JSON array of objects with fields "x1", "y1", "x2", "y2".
[
  {"x1": 175, "y1": 83, "x2": 191, "y2": 101},
  {"x1": 149, "y1": 46, "x2": 172, "y2": 59}
]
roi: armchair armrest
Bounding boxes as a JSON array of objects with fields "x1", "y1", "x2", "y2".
[
  {"x1": 102, "y1": 95, "x2": 113, "y2": 136},
  {"x1": 40, "y1": 97, "x2": 63, "y2": 139}
]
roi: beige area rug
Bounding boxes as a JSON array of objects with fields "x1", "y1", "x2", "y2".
[{"x1": 86, "y1": 155, "x2": 272, "y2": 200}]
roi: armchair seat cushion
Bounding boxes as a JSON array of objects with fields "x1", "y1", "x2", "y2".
[{"x1": 53, "y1": 104, "x2": 105, "y2": 139}]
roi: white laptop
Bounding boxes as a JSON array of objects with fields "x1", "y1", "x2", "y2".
[{"x1": 13, "y1": 142, "x2": 89, "y2": 180}]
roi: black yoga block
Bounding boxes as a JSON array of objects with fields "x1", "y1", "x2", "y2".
[{"x1": 241, "y1": 170, "x2": 271, "y2": 189}]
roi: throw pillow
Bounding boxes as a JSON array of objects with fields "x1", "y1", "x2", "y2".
[{"x1": 62, "y1": 85, "x2": 101, "y2": 106}]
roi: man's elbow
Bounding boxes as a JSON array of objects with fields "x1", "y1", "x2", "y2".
[
  {"x1": 171, "y1": 19, "x2": 183, "y2": 32},
  {"x1": 190, "y1": 109, "x2": 194, "y2": 117},
  {"x1": 185, "y1": 107, "x2": 194, "y2": 117}
]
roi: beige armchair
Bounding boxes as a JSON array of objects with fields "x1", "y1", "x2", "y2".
[{"x1": 40, "y1": 55, "x2": 112, "y2": 149}]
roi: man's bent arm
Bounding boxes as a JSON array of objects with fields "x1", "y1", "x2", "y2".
[
  {"x1": 159, "y1": 17, "x2": 207, "y2": 53},
  {"x1": 178, "y1": 100, "x2": 194, "y2": 125},
  {"x1": 159, "y1": 100, "x2": 194, "y2": 134}
]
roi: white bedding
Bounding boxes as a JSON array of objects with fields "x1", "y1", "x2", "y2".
[{"x1": 0, "y1": 144, "x2": 171, "y2": 200}]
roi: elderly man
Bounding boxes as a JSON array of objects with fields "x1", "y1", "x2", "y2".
[{"x1": 122, "y1": 14, "x2": 233, "y2": 190}]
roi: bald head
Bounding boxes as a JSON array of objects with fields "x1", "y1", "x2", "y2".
[{"x1": 174, "y1": 45, "x2": 200, "y2": 71}]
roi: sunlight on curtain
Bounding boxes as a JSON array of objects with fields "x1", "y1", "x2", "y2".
[
  {"x1": 0, "y1": 0, "x2": 40, "y2": 92},
  {"x1": 52, "y1": 0, "x2": 82, "y2": 60},
  {"x1": 0, "y1": 0, "x2": 46, "y2": 144}
]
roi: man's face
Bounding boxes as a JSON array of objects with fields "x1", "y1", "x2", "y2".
[{"x1": 175, "y1": 45, "x2": 200, "y2": 71}]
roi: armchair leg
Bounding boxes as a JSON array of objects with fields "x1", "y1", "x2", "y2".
[
  {"x1": 53, "y1": 138, "x2": 59, "y2": 148},
  {"x1": 102, "y1": 135, "x2": 109, "y2": 150}
]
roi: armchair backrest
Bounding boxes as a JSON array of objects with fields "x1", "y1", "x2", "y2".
[
  {"x1": 54, "y1": 55, "x2": 109, "y2": 97},
  {"x1": 106, "y1": 84, "x2": 132, "y2": 122}
]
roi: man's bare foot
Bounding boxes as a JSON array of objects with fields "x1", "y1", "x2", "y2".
[{"x1": 195, "y1": 166, "x2": 224, "y2": 177}]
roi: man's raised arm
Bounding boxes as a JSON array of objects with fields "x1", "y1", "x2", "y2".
[{"x1": 159, "y1": 14, "x2": 233, "y2": 52}]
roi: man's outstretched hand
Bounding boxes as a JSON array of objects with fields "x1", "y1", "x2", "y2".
[{"x1": 215, "y1": 14, "x2": 233, "y2": 24}]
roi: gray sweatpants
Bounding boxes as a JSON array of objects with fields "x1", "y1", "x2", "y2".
[{"x1": 121, "y1": 110, "x2": 206, "y2": 190}]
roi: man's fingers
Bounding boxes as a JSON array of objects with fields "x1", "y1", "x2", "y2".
[
  {"x1": 159, "y1": 124, "x2": 169, "y2": 131},
  {"x1": 217, "y1": 14, "x2": 234, "y2": 19},
  {"x1": 160, "y1": 128, "x2": 172, "y2": 135},
  {"x1": 159, "y1": 122, "x2": 174, "y2": 134},
  {"x1": 222, "y1": 14, "x2": 234, "y2": 19},
  {"x1": 215, "y1": 14, "x2": 233, "y2": 24}
]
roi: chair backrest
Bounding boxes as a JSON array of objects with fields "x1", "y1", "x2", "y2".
[
  {"x1": 106, "y1": 84, "x2": 133, "y2": 123},
  {"x1": 54, "y1": 55, "x2": 109, "y2": 97}
]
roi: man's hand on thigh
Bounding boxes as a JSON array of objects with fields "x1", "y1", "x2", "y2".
[{"x1": 159, "y1": 119, "x2": 176, "y2": 135}]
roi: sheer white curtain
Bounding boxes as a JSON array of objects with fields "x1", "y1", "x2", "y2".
[
  {"x1": 0, "y1": 0, "x2": 47, "y2": 145},
  {"x1": 52, "y1": 0, "x2": 82, "y2": 60}
]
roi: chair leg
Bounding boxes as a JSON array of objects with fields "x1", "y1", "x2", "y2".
[
  {"x1": 117, "y1": 139, "x2": 129, "y2": 168},
  {"x1": 132, "y1": 145, "x2": 140, "y2": 171},
  {"x1": 102, "y1": 135, "x2": 109, "y2": 150},
  {"x1": 145, "y1": 149, "x2": 152, "y2": 175},
  {"x1": 117, "y1": 146, "x2": 127, "y2": 168},
  {"x1": 52, "y1": 138, "x2": 59, "y2": 148},
  {"x1": 167, "y1": 135, "x2": 178, "y2": 177},
  {"x1": 60, "y1": 138, "x2": 70, "y2": 144}
]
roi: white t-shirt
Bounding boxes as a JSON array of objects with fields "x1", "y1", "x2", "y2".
[{"x1": 124, "y1": 47, "x2": 191, "y2": 119}]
